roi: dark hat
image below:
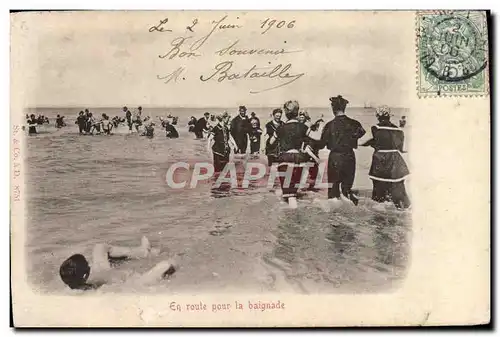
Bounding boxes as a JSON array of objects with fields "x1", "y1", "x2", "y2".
[
  {"x1": 272, "y1": 108, "x2": 283, "y2": 115},
  {"x1": 329, "y1": 95, "x2": 349, "y2": 112},
  {"x1": 138, "y1": 106, "x2": 142, "y2": 110},
  {"x1": 59, "y1": 254, "x2": 90, "y2": 290},
  {"x1": 239, "y1": 106, "x2": 247, "y2": 111}
]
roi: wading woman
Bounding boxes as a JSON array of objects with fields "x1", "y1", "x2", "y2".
[
  {"x1": 361, "y1": 106, "x2": 411, "y2": 209},
  {"x1": 269, "y1": 100, "x2": 319, "y2": 209},
  {"x1": 264, "y1": 108, "x2": 284, "y2": 167},
  {"x1": 207, "y1": 112, "x2": 235, "y2": 173}
]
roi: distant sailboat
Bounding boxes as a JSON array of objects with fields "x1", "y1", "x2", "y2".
[{"x1": 364, "y1": 102, "x2": 373, "y2": 109}]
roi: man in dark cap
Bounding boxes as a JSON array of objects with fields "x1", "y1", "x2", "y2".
[
  {"x1": 319, "y1": 95, "x2": 366, "y2": 205},
  {"x1": 230, "y1": 105, "x2": 252, "y2": 154}
]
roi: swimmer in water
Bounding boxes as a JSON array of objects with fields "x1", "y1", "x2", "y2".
[
  {"x1": 76, "y1": 111, "x2": 87, "y2": 134},
  {"x1": 133, "y1": 109, "x2": 143, "y2": 133},
  {"x1": 55, "y1": 114, "x2": 66, "y2": 128},
  {"x1": 249, "y1": 117, "x2": 262, "y2": 155},
  {"x1": 101, "y1": 113, "x2": 113, "y2": 135},
  {"x1": 59, "y1": 236, "x2": 177, "y2": 290},
  {"x1": 399, "y1": 116, "x2": 407, "y2": 128},
  {"x1": 141, "y1": 117, "x2": 155, "y2": 138},
  {"x1": 123, "y1": 106, "x2": 133, "y2": 132},
  {"x1": 27, "y1": 114, "x2": 38, "y2": 135},
  {"x1": 187, "y1": 116, "x2": 197, "y2": 133},
  {"x1": 161, "y1": 118, "x2": 179, "y2": 138}
]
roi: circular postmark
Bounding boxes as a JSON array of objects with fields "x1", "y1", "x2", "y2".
[{"x1": 420, "y1": 14, "x2": 487, "y2": 82}]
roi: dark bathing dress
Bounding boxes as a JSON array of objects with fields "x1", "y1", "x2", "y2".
[
  {"x1": 364, "y1": 121, "x2": 411, "y2": 209},
  {"x1": 320, "y1": 115, "x2": 366, "y2": 200},
  {"x1": 230, "y1": 115, "x2": 251, "y2": 154},
  {"x1": 275, "y1": 120, "x2": 309, "y2": 199},
  {"x1": 211, "y1": 124, "x2": 231, "y2": 172},
  {"x1": 265, "y1": 120, "x2": 284, "y2": 166}
]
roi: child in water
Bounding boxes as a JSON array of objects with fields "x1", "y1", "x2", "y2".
[{"x1": 59, "y1": 236, "x2": 177, "y2": 290}]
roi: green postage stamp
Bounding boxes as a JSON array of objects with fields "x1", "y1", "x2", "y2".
[{"x1": 416, "y1": 10, "x2": 489, "y2": 97}]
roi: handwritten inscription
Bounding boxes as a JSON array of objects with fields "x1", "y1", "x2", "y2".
[
  {"x1": 200, "y1": 61, "x2": 305, "y2": 93},
  {"x1": 157, "y1": 67, "x2": 185, "y2": 84},
  {"x1": 215, "y1": 40, "x2": 301, "y2": 57},
  {"x1": 152, "y1": 14, "x2": 304, "y2": 94},
  {"x1": 260, "y1": 18, "x2": 296, "y2": 34},
  {"x1": 186, "y1": 18, "x2": 198, "y2": 32},
  {"x1": 149, "y1": 18, "x2": 173, "y2": 33},
  {"x1": 159, "y1": 37, "x2": 200, "y2": 60},
  {"x1": 190, "y1": 15, "x2": 238, "y2": 52}
]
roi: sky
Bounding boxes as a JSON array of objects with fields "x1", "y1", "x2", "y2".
[{"x1": 11, "y1": 11, "x2": 415, "y2": 108}]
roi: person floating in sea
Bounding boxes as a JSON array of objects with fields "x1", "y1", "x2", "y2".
[
  {"x1": 249, "y1": 117, "x2": 263, "y2": 155},
  {"x1": 264, "y1": 108, "x2": 284, "y2": 167},
  {"x1": 193, "y1": 112, "x2": 210, "y2": 139},
  {"x1": 188, "y1": 116, "x2": 197, "y2": 133},
  {"x1": 361, "y1": 106, "x2": 410, "y2": 209},
  {"x1": 59, "y1": 236, "x2": 177, "y2": 291},
  {"x1": 159, "y1": 118, "x2": 177, "y2": 138},
  {"x1": 55, "y1": 114, "x2": 67, "y2": 128},
  {"x1": 399, "y1": 115, "x2": 407, "y2": 128},
  {"x1": 123, "y1": 106, "x2": 133, "y2": 132},
  {"x1": 27, "y1": 114, "x2": 38, "y2": 135},
  {"x1": 319, "y1": 95, "x2": 366, "y2": 205},
  {"x1": 268, "y1": 100, "x2": 319, "y2": 209},
  {"x1": 230, "y1": 106, "x2": 252, "y2": 154},
  {"x1": 207, "y1": 112, "x2": 234, "y2": 173},
  {"x1": 76, "y1": 111, "x2": 87, "y2": 134}
]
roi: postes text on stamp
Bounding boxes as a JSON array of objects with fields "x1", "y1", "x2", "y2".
[{"x1": 417, "y1": 10, "x2": 489, "y2": 97}]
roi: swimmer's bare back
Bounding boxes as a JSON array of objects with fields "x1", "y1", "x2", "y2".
[{"x1": 59, "y1": 236, "x2": 177, "y2": 290}]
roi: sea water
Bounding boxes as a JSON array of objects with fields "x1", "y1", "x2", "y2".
[{"x1": 23, "y1": 106, "x2": 412, "y2": 294}]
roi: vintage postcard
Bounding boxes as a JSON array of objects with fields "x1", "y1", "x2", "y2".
[{"x1": 10, "y1": 10, "x2": 490, "y2": 327}]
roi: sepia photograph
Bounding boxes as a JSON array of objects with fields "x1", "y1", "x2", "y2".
[{"x1": 10, "y1": 9, "x2": 490, "y2": 327}]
